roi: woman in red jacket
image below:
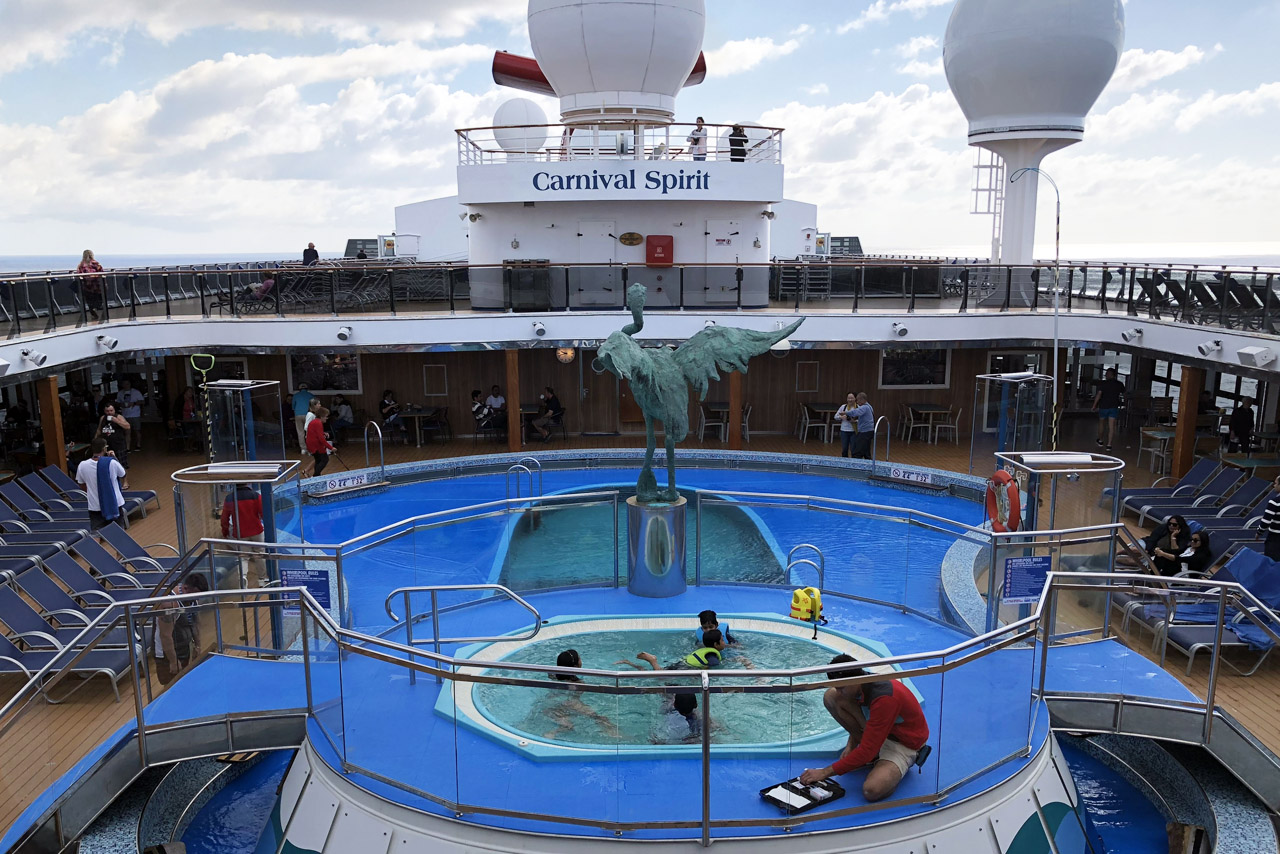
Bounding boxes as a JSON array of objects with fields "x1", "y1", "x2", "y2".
[{"x1": 306, "y1": 407, "x2": 336, "y2": 477}]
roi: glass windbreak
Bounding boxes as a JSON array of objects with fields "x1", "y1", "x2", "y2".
[
  {"x1": 303, "y1": 608, "x2": 345, "y2": 763},
  {"x1": 501, "y1": 497, "x2": 620, "y2": 592}
]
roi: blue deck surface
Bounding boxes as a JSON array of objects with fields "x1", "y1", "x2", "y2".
[{"x1": 1044, "y1": 639, "x2": 1200, "y2": 704}]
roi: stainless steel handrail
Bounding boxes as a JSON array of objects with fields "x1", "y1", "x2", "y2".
[
  {"x1": 383, "y1": 583, "x2": 543, "y2": 685},
  {"x1": 786, "y1": 543, "x2": 825, "y2": 590},
  {"x1": 870, "y1": 415, "x2": 891, "y2": 476},
  {"x1": 506, "y1": 463, "x2": 533, "y2": 499},
  {"x1": 516, "y1": 456, "x2": 543, "y2": 496},
  {"x1": 363, "y1": 421, "x2": 385, "y2": 481}
]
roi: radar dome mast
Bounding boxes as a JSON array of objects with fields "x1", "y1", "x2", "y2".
[{"x1": 944, "y1": 0, "x2": 1125, "y2": 265}]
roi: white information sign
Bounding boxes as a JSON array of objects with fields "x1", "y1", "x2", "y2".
[
  {"x1": 889, "y1": 467, "x2": 933, "y2": 485},
  {"x1": 324, "y1": 472, "x2": 370, "y2": 492}
]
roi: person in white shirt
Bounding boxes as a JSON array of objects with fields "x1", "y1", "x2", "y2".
[
  {"x1": 75, "y1": 437, "x2": 127, "y2": 530},
  {"x1": 485, "y1": 385, "x2": 507, "y2": 413},
  {"x1": 116, "y1": 379, "x2": 145, "y2": 451},
  {"x1": 687, "y1": 116, "x2": 707, "y2": 161}
]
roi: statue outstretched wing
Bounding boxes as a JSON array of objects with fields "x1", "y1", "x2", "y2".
[{"x1": 672, "y1": 319, "x2": 803, "y2": 399}]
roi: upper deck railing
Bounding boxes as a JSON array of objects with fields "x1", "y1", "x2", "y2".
[{"x1": 456, "y1": 121, "x2": 784, "y2": 166}]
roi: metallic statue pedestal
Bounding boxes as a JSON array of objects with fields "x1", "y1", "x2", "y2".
[{"x1": 626, "y1": 496, "x2": 687, "y2": 598}]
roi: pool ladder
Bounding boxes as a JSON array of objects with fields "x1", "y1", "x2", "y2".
[
  {"x1": 786, "y1": 544, "x2": 825, "y2": 590},
  {"x1": 506, "y1": 457, "x2": 543, "y2": 498},
  {"x1": 363, "y1": 421, "x2": 385, "y2": 482},
  {"x1": 870, "y1": 415, "x2": 891, "y2": 477},
  {"x1": 384, "y1": 583, "x2": 543, "y2": 684}
]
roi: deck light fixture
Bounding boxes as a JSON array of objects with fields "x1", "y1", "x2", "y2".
[
  {"x1": 21, "y1": 349, "x2": 47, "y2": 367},
  {"x1": 1238, "y1": 346, "x2": 1276, "y2": 367},
  {"x1": 95, "y1": 334, "x2": 120, "y2": 350},
  {"x1": 1119, "y1": 328, "x2": 1142, "y2": 343},
  {"x1": 533, "y1": 321, "x2": 546, "y2": 337},
  {"x1": 336, "y1": 326, "x2": 352, "y2": 341},
  {"x1": 892, "y1": 322, "x2": 908, "y2": 338}
]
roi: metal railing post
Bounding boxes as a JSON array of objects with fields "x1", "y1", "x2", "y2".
[
  {"x1": 1203, "y1": 586, "x2": 1227, "y2": 742},
  {"x1": 695, "y1": 492, "x2": 702, "y2": 586},
  {"x1": 126, "y1": 605, "x2": 148, "y2": 765},
  {"x1": 335, "y1": 551, "x2": 347, "y2": 626},
  {"x1": 405, "y1": 590, "x2": 417, "y2": 686},
  {"x1": 700, "y1": 669, "x2": 711, "y2": 848},
  {"x1": 985, "y1": 537, "x2": 1000, "y2": 633},
  {"x1": 301, "y1": 607, "x2": 314, "y2": 712},
  {"x1": 431, "y1": 589, "x2": 442, "y2": 685},
  {"x1": 1000, "y1": 266, "x2": 1012, "y2": 312},
  {"x1": 1038, "y1": 586, "x2": 1055, "y2": 700},
  {"x1": 612, "y1": 493, "x2": 620, "y2": 587}
]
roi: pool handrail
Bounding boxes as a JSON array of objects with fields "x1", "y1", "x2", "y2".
[
  {"x1": 785, "y1": 544, "x2": 825, "y2": 590},
  {"x1": 870, "y1": 414, "x2": 891, "y2": 476},
  {"x1": 516, "y1": 456, "x2": 544, "y2": 496},
  {"x1": 363, "y1": 420, "x2": 385, "y2": 481}
]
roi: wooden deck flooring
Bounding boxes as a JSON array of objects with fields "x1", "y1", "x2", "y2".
[{"x1": 2, "y1": 415, "x2": 1276, "y2": 836}]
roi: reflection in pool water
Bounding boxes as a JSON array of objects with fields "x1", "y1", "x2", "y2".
[{"x1": 473, "y1": 630, "x2": 839, "y2": 746}]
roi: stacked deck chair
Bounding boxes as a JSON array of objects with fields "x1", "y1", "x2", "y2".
[
  {"x1": 0, "y1": 584, "x2": 138, "y2": 651},
  {"x1": 40, "y1": 464, "x2": 159, "y2": 514},
  {"x1": 1101, "y1": 457, "x2": 1217, "y2": 510},
  {"x1": 0, "y1": 482, "x2": 91, "y2": 527},
  {"x1": 19, "y1": 470, "x2": 146, "y2": 523},
  {"x1": 45, "y1": 552, "x2": 156, "y2": 606},
  {"x1": 1186, "y1": 486, "x2": 1277, "y2": 531},
  {"x1": 97, "y1": 523, "x2": 182, "y2": 574},
  {"x1": 1135, "y1": 471, "x2": 1260, "y2": 527},
  {"x1": 1140, "y1": 548, "x2": 1280, "y2": 675},
  {"x1": 0, "y1": 631, "x2": 132, "y2": 702},
  {"x1": 0, "y1": 499, "x2": 89, "y2": 540},
  {"x1": 1127, "y1": 466, "x2": 1244, "y2": 525},
  {"x1": 72, "y1": 537, "x2": 169, "y2": 589}
]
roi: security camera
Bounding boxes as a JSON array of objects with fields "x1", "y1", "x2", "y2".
[
  {"x1": 468, "y1": 212, "x2": 482, "y2": 222},
  {"x1": 1197, "y1": 340, "x2": 1222, "y2": 357},
  {"x1": 336, "y1": 326, "x2": 352, "y2": 341},
  {"x1": 1119, "y1": 328, "x2": 1142, "y2": 344},
  {"x1": 704, "y1": 319, "x2": 717, "y2": 328},
  {"x1": 20, "y1": 349, "x2": 47, "y2": 367},
  {"x1": 892, "y1": 323, "x2": 908, "y2": 338},
  {"x1": 95, "y1": 334, "x2": 120, "y2": 350},
  {"x1": 533, "y1": 321, "x2": 546, "y2": 337}
]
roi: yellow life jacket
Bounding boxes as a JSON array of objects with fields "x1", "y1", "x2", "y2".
[
  {"x1": 684, "y1": 647, "x2": 720, "y2": 668},
  {"x1": 790, "y1": 586, "x2": 823, "y2": 621}
]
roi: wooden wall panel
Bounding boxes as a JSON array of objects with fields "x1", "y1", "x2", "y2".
[{"x1": 223, "y1": 347, "x2": 1003, "y2": 440}]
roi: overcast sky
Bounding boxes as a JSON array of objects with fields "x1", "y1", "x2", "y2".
[{"x1": 1, "y1": 0, "x2": 1276, "y2": 261}]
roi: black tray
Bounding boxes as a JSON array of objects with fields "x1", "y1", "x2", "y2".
[{"x1": 759, "y1": 777, "x2": 846, "y2": 815}]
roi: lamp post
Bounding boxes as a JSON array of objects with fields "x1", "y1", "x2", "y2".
[{"x1": 1009, "y1": 166, "x2": 1061, "y2": 448}]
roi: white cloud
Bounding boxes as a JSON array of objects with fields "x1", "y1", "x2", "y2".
[
  {"x1": 1105, "y1": 45, "x2": 1219, "y2": 94},
  {"x1": 838, "y1": 0, "x2": 951, "y2": 34},
  {"x1": 897, "y1": 58, "x2": 943, "y2": 78},
  {"x1": 1086, "y1": 91, "x2": 1188, "y2": 142},
  {"x1": 1176, "y1": 81, "x2": 1280, "y2": 131},
  {"x1": 804, "y1": 83, "x2": 829, "y2": 96},
  {"x1": 704, "y1": 36, "x2": 801, "y2": 78},
  {"x1": 0, "y1": 0, "x2": 526, "y2": 74},
  {"x1": 895, "y1": 35, "x2": 937, "y2": 59},
  {"x1": 790, "y1": 24, "x2": 813, "y2": 37}
]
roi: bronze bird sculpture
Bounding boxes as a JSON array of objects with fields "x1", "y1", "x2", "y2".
[{"x1": 595, "y1": 284, "x2": 803, "y2": 503}]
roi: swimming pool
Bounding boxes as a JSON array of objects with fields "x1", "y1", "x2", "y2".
[
  {"x1": 283, "y1": 459, "x2": 985, "y2": 634},
  {"x1": 442, "y1": 613, "x2": 922, "y2": 760}
]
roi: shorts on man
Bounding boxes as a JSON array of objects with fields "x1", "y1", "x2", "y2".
[{"x1": 1098, "y1": 407, "x2": 1119, "y2": 420}]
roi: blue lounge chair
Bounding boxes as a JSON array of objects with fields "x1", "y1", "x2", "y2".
[
  {"x1": 1187, "y1": 487, "x2": 1277, "y2": 529},
  {"x1": 40, "y1": 464, "x2": 159, "y2": 513},
  {"x1": 0, "y1": 632, "x2": 131, "y2": 702},
  {"x1": 1100, "y1": 457, "x2": 1217, "y2": 509},
  {"x1": 0, "y1": 585, "x2": 134, "y2": 650},
  {"x1": 97, "y1": 523, "x2": 181, "y2": 574},
  {"x1": 0, "y1": 500, "x2": 88, "y2": 539},
  {"x1": 44, "y1": 552, "x2": 155, "y2": 605},
  {"x1": 19, "y1": 471, "x2": 145, "y2": 521},
  {"x1": 1136, "y1": 470, "x2": 1260, "y2": 527},
  {"x1": 0, "y1": 527, "x2": 86, "y2": 551},
  {"x1": 0, "y1": 482, "x2": 89, "y2": 526},
  {"x1": 1127, "y1": 466, "x2": 1244, "y2": 524},
  {"x1": 72, "y1": 537, "x2": 168, "y2": 589}
]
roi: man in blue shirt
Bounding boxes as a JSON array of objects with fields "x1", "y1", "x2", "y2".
[
  {"x1": 291, "y1": 384, "x2": 315, "y2": 452},
  {"x1": 848, "y1": 392, "x2": 875, "y2": 459}
]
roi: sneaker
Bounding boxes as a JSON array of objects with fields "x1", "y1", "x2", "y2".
[
  {"x1": 1105, "y1": 445, "x2": 1113, "y2": 452},
  {"x1": 1095, "y1": 439, "x2": 1104, "y2": 447}
]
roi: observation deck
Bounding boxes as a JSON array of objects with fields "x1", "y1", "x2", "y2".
[{"x1": 455, "y1": 121, "x2": 784, "y2": 204}]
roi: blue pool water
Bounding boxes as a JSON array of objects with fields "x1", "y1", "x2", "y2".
[
  {"x1": 287, "y1": 466, "x2": 983, "y2": 633},
  {"x1": 1058, "y1": 742, "x2": 1168, "y2": 854},
  {"x1": 472, "y1": 629, "x2": 840, "y2": 746},
  {"x1": 181, "y1": 750, "x2": 293, "y2": 854}
]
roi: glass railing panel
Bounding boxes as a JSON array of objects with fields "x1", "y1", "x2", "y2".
[
  {"x1": 504, "y1": 498, "x2": 620, "y2": 592},
  {"x1": 304, "y1": 607, "x2": 346, "y2": 762},
  {"x1": 936, "y1": 632, "x2": 1033, "y2": 794},
  {"x1": 615, "y1": 671, "x2": 702, "y2": 835}
]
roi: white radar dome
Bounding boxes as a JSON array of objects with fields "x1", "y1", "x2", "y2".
[
  {"x1": 944, "y1": 0, "x2": 1124, "y2": 141},
  {"x1": 492, "y1": 98, "x2": 549, "y2": 154},
  {"x1": 528, "y1": 0, "x2": 705, "y2": 125}
]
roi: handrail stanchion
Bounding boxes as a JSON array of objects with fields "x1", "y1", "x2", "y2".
[
  {"x1": 613, "y1": 492, "x2": 620, "y2": 587},
  {"x1": 430, "y1": 588, "x2": 443, "y2": 686},
  {"x1": 695, "y1": 492, "x2": 703, "y2": 586},
  {"x1": 405, "y1": 590, "x2": 416, "y2": 686},
  {"x1": 364, "y1": 421, "x2": 385, "y2": 482},
  {"x1": 1037, "y1": 584, "x2": 1054, "y2": 700},
  {"x1": 127, "y1": 605, "x2": 148, "y2": 766},
  {"x1": 516, "y1": 457, "x2": 543, "y2": 496},
  {"x1": 870, "y1": 415, "x2": 891, "y2": 477},
  {"x1": 301, "y1": 606, "x2": 314, "y2": 711},
  {"x1": 986, "y1": 535, "x2": 1000, "y2": 633},
  {"x1": 1204, "y1": 586, "x2": 1227, "y2": 742},
  {"x1": 700, "y1": 668, "x2": 711, "y2": 848}
]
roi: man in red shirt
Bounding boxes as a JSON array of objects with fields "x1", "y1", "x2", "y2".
[
  {"x1": 221, "y1": 484, "x2": 265, "y2": 586},
  {"x1": 800, "y1": 654, "x2": 929, "y2": 802}
]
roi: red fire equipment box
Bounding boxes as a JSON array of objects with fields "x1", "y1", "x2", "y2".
[{"x1": 646, "y1": 234, "x2": 674, "y2": 267}]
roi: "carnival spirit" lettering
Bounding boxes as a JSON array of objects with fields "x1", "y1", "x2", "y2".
[{"x1": 532, "y1": 168, "x2": 711, "y2": 194}]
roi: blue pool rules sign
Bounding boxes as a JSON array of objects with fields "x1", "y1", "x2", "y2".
[
  {"x1": 280, "y1": 568, "x2": 331, "y2": 615},
  {"x1": 1003, "y1": 555, "x2": 1052, "y2": 605}
]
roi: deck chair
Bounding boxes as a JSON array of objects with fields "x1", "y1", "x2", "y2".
[
  {"x1": 1134, "y1": 470, "x2": 1256, "y2": 527},
  {"x1": 1154, "y1": 549, "x2": 1280, "y2": 675},
  {"x1": 72, "y1": 537, "x2": 168, "y2": 588},
  {"x1": 0, "y1": 585, "x2": 135, "y2": 650},
  {"x1": 1100, "y1": 457, "x2": 1218, "y2": 509},
  {"x1": 41, "y1": 465, "x2": 159, "y2": 512},
  {"x1": 0, "y1": 632, "x2": 131, "y2": 702},
  {"x1": 1125, "y1": 466, "x2": 1243, "y2": 523},
  {"x1": 0, "y1": 500, "x2": 89, "y2": 539},
  {"x1": 44, "y1": 552, "x2": 155, "y2": 606},
  {"x1": 21, "y1": 470, "x2": 145, "y2": 520},
  {"x1": 0, "y1": 527, "x2": 86, "y2": 551},
  {"x1": 1183, "y1": 481, "x2": 1274, "y2": 529},
  {"x1": 97, "y1": 523, "x2": 181, "y2": 573},
  {"x1": 0, "y1": 482, "x2": 90, "y2": 526}
]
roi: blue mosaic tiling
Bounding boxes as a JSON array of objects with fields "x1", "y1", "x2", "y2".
[
  {"x1": 1065, "y1": 734, "x2": 1212, "y2": 831},
  {"x1": 1166, "y1": 742, "x2": 1278, "y2": 854},
  {"x1": 138, "y1": 757, "x2": 224, "y2": 850},
  {"x1": 78, "y1": 767, "x2": 167, "y2": 854}
]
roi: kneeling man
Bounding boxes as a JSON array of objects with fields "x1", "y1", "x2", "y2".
[{"x1": 799, "y1": 654, "x2": 929, "y2": 802}]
